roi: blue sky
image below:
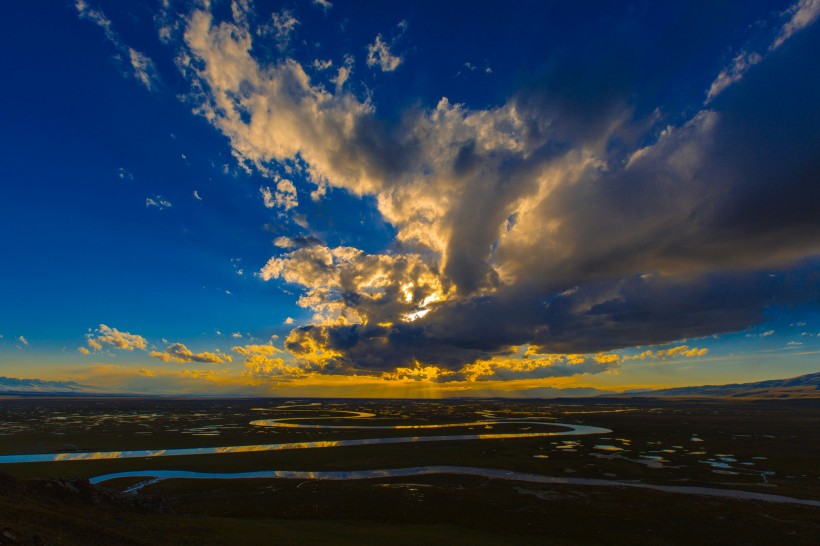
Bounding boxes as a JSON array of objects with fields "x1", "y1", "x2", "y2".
[{"x1": 0, "y1": 0, "x2": 819, "y2": 396}]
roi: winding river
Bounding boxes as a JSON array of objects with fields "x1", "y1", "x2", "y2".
[
  {"x1": 3, "y1": 410, "x2": 819, "y2": 507},
  {"x1": 88, "y1": 466, "x2": 820, "y2": 507},
  {"x1": 0, "y1": 419, "x2": 610, "y2": 464}
]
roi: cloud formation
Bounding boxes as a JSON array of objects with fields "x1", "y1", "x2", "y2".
[
  {"x1": 85, "y1": 324, "x2": 147, "y2": 352},
  {"x1": 312, "y1": 0, "x2": 332, "y2": 12},
  {"x1": 149, "y1": 343, "x2": 231, "y2": 364},
  {"x1": 232, "y1": 343, "x2": 307, "y2": 379},
  {"x1": 146, "y1": 196, "x2": 172, "y2": 210},
  {"x1": 74, "y1": 1, "x2": 160, "y2": 91},
  {"x1": 366, "y1": 34, "x2": 402, "y2": 72},
  {"x1": 772, "y1": 0, "x2": 820, "y2": 50},
  {"x1": 262, "y1": 8, "x2": 299, "y2": 50},
  {"x1": 260, "y1": 178, "x2": 298, "y2": 211},
  {"x1": 171, "y1": 2, "x2": 820, "y2": 376}
]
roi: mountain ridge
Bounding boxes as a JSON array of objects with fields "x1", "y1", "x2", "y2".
[{"x1": 624, "y1": 371, "x2": 820, "y2": 399}]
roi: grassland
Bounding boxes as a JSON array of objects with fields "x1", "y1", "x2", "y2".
[{"x1": 0, "y1": 397, "x2": 818, "y2": 544}]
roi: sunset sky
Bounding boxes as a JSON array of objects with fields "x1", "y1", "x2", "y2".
[{"x1": 1, "y1": 0, "x2": 819, "y2": 396}]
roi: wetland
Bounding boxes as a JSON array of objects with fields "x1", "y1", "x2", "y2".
[{"x1": 0, "y1": 396, "x2": 818, "y2": 544}]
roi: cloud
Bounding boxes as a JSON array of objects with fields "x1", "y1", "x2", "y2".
[
  {"x1": 85, "y1": 324, "x2": 147, "y2": 352},
  {"x1": 231, "y1": 343, "x2": 306, "y2": 379},
  {"x1": 459, "y1": 352, "x2": 619, "y2": 382},
  {"x1": 273, "y1": 234, "x2": 323, "y2": 249},
  {"x1": 175, "y1": 3, "x2": 820, "y2": 376},
  {"x1": 74, "y1": 1, "x2": 160, "y2": 91},
  {"x1": 260, "y1": 8, "x2": 299, "y2": 50},
  {"x1": 312, "y1": 0, "x2": 332, "y2": 11},
  {"x1": 284, "y1": 317, "x2": 294, "y2": 325},
  {"x1": 146, "y1": 196, "x2": 172, "y2": 210},
  {"x1": 260, "y1": 186, "x2": 274, "y2": 207},
  {"x1": 193, "y1": 190, "x2": 202, "y2": 200},
  {"x1": 260, "y1": 244, "x2": 446, "y2": 335},
  {"x1": 706, "y1": 51, "x2": 762, "y2": 103},
  {"x1": 706, "y1": 0, "x2": 819, "y2": 103},
  {"x1": 155, "y1": 0, "x2": 182, "y2": 45},
  {"x1": 313, "y1": 59, "x2": 332, "y2": 71},
  {"x1": 232, "y1": 344, "x2": 281, "y2": 356},
  {"x1": 261, "y1": 179, "x2": 298, "y2": 211},
  {"x1": 746, "y1": 330, "x2": 775, "y2": 338},
  {"x1": 366, "y1": 34, "x2": 402, "y2": 72},
  {"x1": 275, "y1": 179, "x2": 298, "y2": 210},
  {"x1": 149, "y1": 343, "x2": 231, "y2": 364},
  {"x1": 382, "y1": 364, "x2": 453, "y2": 382},
  {"x1": 17, "y1": 336, "x2": 28, "y2": 347},
  {"x1": 627, "y1": 345, "x2": 709, "y2": 360},
  {"x1": 772, "y1": 0, "x2": 820, "y2": 50},
  {"x1": 118, "y1": 167, "x2": 134, "y2": 181},
  {"x1": 78, "y1": 347, "x2": 91, "y2": 355},
  {"x1": 330, "y1": 54, "x2": 354, "y2": 91},
  {"x1": 128, "y1": 49, "x2": 160, "y2": 92},
  {"x1": 243, "y1": 354, "x2": 307, "y2": 379}
]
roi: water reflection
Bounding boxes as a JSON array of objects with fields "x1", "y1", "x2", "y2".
[
  {"x1": 88, "y1": 466, "x2": 820, "y2": 507},
  {"x1": 0, "y1": 422, "x2": 610, "y2": 464},
  {"x1": 251, "y1": 417, "x2": 586, "y2": 430}
]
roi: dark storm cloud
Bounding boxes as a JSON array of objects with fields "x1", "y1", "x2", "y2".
[
  {"x1": 279, "y1": 20, "x2": 820, "y2": 373},
  {"x1": 183, "y1": 2, "x2": 820, "y2": 374},
  {"x1": 288, "y1": 261, "x2": 820, "y2": 372}
]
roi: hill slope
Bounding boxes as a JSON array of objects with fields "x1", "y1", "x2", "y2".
[{"x1": 636, "y1": 372, "x2": 820, "y2": 399}]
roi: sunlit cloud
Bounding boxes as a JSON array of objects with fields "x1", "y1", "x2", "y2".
[
  {"x1": 459, "y1": 352, "x2": 620, "y2": 382},
  {"x1": 170, "y1": 0, "x2": 820, "y2": 379},
  {"x1": 366, "y1": 34, "x2": 403, "y2": 72},
  {"x1": 261, "y1": 179, "x2": 298, "y2": 211},
  {"x1": 232, "y1": 344, "x2": 282, "y2": 356},
  {"x1": 382, "y1": 364, "x2": 454, "y2": 382},
  {"x1": 626, "y1": 345, "x2": 709, "y2": 360},
  {"x1": 313, "y1": 59, "x2": 332, "y2": 71},
  {"x1": 149, "y1": 343, "x2": 231, "y2": 364},
  {"x1": 260, "y1": 8, "x2": 299, "y2": 50},
  {"x1": 85, "y1": 324, "x2": 147, "y2": 352},
  {"x1": 29, "y1": 1, "x2": 816, "y2": 393},
  {"x1": 230, "y1": 343, "x2": 307, "y2": 380},
  {"x1": 243, "y1": 354, "x2": 307, "y2": 379}
]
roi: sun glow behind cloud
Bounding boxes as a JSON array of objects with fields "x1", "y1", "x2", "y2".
[{"x1": 157, "y1": 0, "x2": 820, "y2": 384}]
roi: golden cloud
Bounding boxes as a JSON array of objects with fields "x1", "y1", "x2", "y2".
[
  {"x1": 85, "y1": 324, "x2": 147, "y2": 352},
  {"x1": 149, "y1": 343, "x2": 231, "y2": 364}
]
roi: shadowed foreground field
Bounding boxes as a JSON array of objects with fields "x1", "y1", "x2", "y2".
[{"x1": 0, "y1": 397, "x2": 818, "y2": 545}]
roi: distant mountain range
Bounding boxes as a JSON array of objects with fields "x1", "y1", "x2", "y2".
[
  {"x1": 0, "y1": 376, "x2": 94, "y2": 394},
  {"x1": 1, "y1": 372, "x2": 818, "y2": 399},
  {"x1": 624, "y1": 371, "x2": 820, "y2": 399}
]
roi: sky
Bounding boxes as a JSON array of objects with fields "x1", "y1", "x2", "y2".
[{"x1": 1, "y1": 0, "x2": 819, "y2": 397}]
